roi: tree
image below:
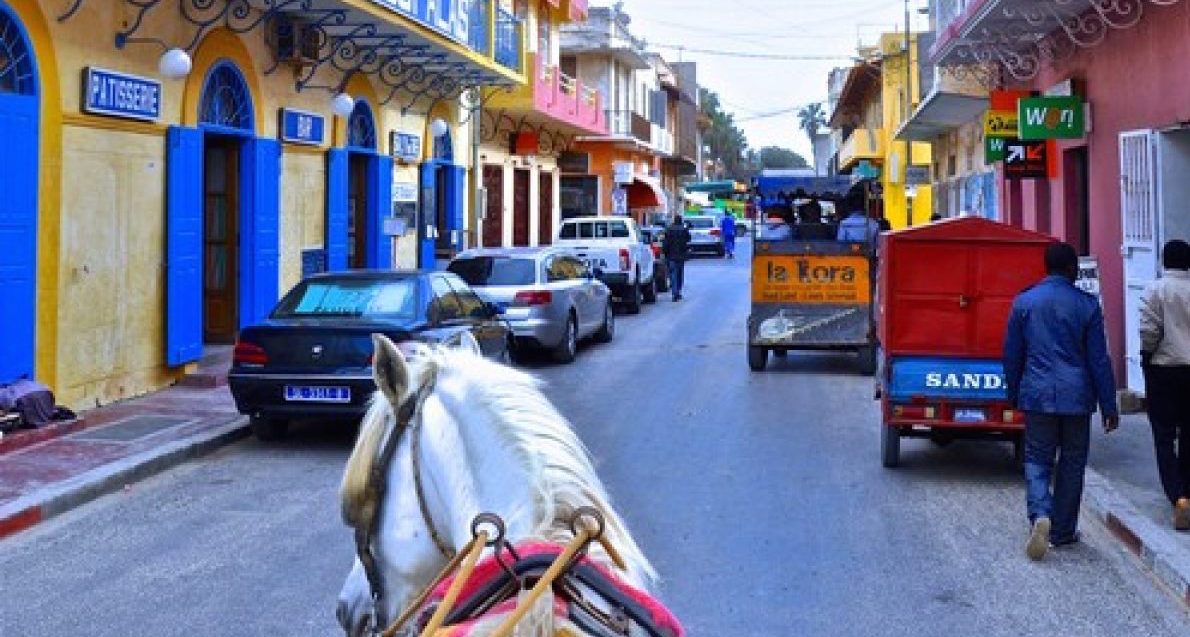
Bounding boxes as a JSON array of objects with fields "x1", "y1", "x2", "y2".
[
  {"x1": 797, "y1": 103, "x2": 827, "y2": 148},
  {"x1": 758, "y1": 146, "x2": 810, "y2": 170},
  {"x1": 700, "y1": 87, "x2": 749, "y2": 180}
]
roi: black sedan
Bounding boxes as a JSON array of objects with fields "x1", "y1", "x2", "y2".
[{"x1": 228, "y1": 270, "x2": 512, "y2": 440}]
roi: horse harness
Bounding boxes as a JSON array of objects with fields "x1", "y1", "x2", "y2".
[{"x1": 354, "y1": 388, "x2": 455, "y2": 633}]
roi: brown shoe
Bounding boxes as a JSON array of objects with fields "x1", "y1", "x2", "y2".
[
  {"x1": 1174, "y1": 499, "x2": 1190, "y2": 531},
  {"x1": 1026, "y1": 516, "x2": 1051, "y2": 560}
]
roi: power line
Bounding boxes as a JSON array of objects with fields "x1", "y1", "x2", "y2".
[{"x1": 651, "y1": 44, "x2": 854, "y2": 61}]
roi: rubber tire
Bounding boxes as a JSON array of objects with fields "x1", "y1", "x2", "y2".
[
  {"x1": 857, "y1": 345, "x2": 878, "y2": 376},
  {"x1": 594, "y1": 302, "x2": 615, "y2": 343},
  {"x1": 642, "y1": 275, "x2": 658, "y2": 303},
  {"x1": 656, "y1": 268, "x2": 670, "y2": 292},
  {"x1": 881, "y1": 424, "x2": 901, "y2": 468},
  {"x1": 552, "y1": 315, "x2": 578, "y2": 363},
  {"x1": 251, "y1": 416, "x2": 288, "y2": 441},
  {"x1": 624, "y1": 277, "x2": 643, "y2": 314},
  {"x1": 1012, "y1": 434, "x2": 1025, "y2": 467},
  {"x1": 748, "y1": 346, "x2": 768, "y2": 372}
]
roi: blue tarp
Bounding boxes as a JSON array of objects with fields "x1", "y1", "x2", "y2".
[{"x1": 753, "y1": 175, "x2": 857, "y2": 205}]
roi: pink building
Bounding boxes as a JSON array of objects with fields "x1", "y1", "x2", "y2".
[{"x1": 931, "y1": 0, "x2": 1190, "y2": 401}]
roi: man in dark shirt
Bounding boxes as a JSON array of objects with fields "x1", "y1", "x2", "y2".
[
  {"x1": 1004, "y1": 242, "x2": 1119, "y2": 560},
  {"x1": 662, "y1": 214, "x2": 692, "y2": 301}
]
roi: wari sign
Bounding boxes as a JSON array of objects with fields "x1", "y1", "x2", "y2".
[
  {"x1": 82, "y1": 67, "x2": 160, "y2": 121},
  {"x1": 1003, "y1": 139, "x2": 1048, "y2": 179},
  {"x1": 983, "y1": 110, "x2": 1018, "y2": 138},
  {"x1": 751, "y1": 255, "x2": 871, "y2": 305},
  {"x1": 1018, "y1": 96, "x2": 1085, "y2": 140},
  {"x1": 985, "y1": 136, "x2": 1007, "y2": 164},
  {"x1": 390, "y1": 131, "x2": 422, "y2": 162},
  {"x1": 278, "y1": 108, "x2": 325, "y2": 145}
]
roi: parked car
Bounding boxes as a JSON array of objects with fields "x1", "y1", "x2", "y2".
[
  {"x1": 554, "y1": 216, "x2": 658, "y2": 313},
  {"x1": 448, "y1": 247, "x2": 614, "y2": 364},
  {"x1": 638, "y1": 225, "x2": 670, "y2": 293},
  {"x1": 227, "y1": 270, "x2": 511, "y2": 440},
  {"x1": 685, "y1": 215, "x2": 725, "y2": 257}
]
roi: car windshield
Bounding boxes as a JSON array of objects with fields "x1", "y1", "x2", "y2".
[
  {"x1": 448, "y1": 257, "x2": 537, "y2": 286},
  {"x1": 687, "y1": 217, "x2": 715, "y2": 229},
  {"x1": 272, "y1": 278, "x2": 418, "y2": 320}
]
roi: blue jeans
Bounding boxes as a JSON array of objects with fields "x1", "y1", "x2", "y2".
[
  {"x1": 1023, "y1": 412, "x2": 1091, "y2": 542},
  {"x1": 667, "y1": 258, "x2": 684, "y2": 296}
]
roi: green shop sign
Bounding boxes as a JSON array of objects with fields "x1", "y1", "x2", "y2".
[
  {"x1": 1018, "y1": 96, "x2": 1085, "y2": 140},
  {"x1": 986, "y1": 136, "x2": 1006, "y2": 164}
]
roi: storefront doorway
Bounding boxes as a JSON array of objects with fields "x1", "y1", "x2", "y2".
[
  {"x1": 348, "y1": 153, "x2": 369, "y2": 268},
  {"x1": 1063, "y1": 147, "x2": 1090, "y2": 255},
  {"x1": 418, "y1": 124, "x2": 464, "y2": 268},
  {"x1": 538, "y1": 171, "x2": 554, "y2": 245},
  {"x1": 513, "y1": 169, "x2": 530, "y2": 246},
  {"x1": 202, "y1": 135, "x2": 240, "y2": 343},
  {"x1": 482, "y1": 165, "x2": 503, "y2": 247},
  {"x1": 0, "y1": 4, "x2": 39, "y2": 382},
  {"x1": 327, "y1": 100, "x2": 391, "y2": 272}
]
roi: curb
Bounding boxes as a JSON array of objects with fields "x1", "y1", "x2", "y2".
[
  {"x1": 1084, "y1": 467, "x2": 1190, "y2": 607},
  {"x1": 0, "y1": 416, "x2": 250, "y2": 540}
]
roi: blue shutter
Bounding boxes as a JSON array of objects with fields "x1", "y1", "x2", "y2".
[
  {"x1": 326, "y1": 149, "x2": 349, "y2": 271},
  {"x1": 444, "y1": 164, "x2": 466, "y2": 251},
  {"x1": 419, "y1": 162, "x2": 438, "y2": 270},
  {"x1": 0, "y1": 93, "x2": 40, "y2": 382},
  {"x1": 366, "y1": 154, "x2": 393, "y2": 268},
  {"x1": 241, "y1": 137, "x2": 281, "y2": 327},
  {"x1": 165, "y1": 126, "x2": 204, "y2": 366}
]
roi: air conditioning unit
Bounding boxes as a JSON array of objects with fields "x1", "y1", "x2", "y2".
[{"x1": 270, "y1": 16, "x2": 320, "y2": 67}]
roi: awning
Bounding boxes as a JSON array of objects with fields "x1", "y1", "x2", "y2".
[
  {"x1": 626, "y1": 175, "x2": 665, "y2": 209},
  {"x1": 894, "y1": 90, "x2": 988, "y2": 141}
]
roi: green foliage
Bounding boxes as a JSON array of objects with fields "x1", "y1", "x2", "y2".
[
  {"x1": 700, "y1": 87, "x2": 749, "y2": 180},
  {"x1": 758, "y1": 146, "x2": 809, "y2": 169}
]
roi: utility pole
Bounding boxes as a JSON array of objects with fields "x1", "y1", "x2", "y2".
[{"x1": 903, "y1": 0, "x2": 913, "y2": 227}]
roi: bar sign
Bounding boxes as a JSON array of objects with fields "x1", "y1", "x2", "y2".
[
  {"x1": 83, "y1": 67, "x2": 161, "y2": 121},
  {"x1": 279, "y1": 108, "x2": 325, "y2": 145}
]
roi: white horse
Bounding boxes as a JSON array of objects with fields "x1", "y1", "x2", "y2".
[{"x1": 335, "y1": 333, "x2": 657, "y2": 636}]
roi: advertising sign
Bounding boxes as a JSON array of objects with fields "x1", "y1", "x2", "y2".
[
  {"x1": 983, "y1": 110, "x2": 1018, "y2": 138},
  {"x1": 906, "y1": 165, "x2": 931, "y2": 186},
  {"x1": 1077, "y1": 256, "x2": 1101, "y2": 299},
  {"x1": 1003, "y1": 138, "x2": 1048, "y2": 179},
  {"x1": 82, "y1": 67, "x2": 160, "y2": 121},
  {"x1": 985, "y1": 136, "x2": 1007, "y2": 164},
  {"x1": 611, "y1": 186, "x2": 627, "y2": 215},
  {"x1": 751, "y1": 255, "x2": 871, "y2": 305},
  {"x1": 887, "y1": 357, "x2": 1007, "y2": 402},
  {"x1": 278, "y1": 108, "x2": 325, "y2": 145},
  {"x1": 1018, "y1": 96, "x2": 1085, "y2": 140},
  {"x1": 613, "y1": 161, "x2": 634, "y2": 185}
]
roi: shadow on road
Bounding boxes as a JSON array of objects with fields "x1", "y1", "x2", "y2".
[{"x1": 758, "y1": 350, "x2": 872, "y2": 377}]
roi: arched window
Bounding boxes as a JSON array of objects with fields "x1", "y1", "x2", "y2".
[
  {"x1": 433, "y1": 129, "x2": 453, "y2": 161},
  {"x1": 199, "y1": 61, "x2": 253, "y2": 131},
  {"x1": 347, "y1": 100, "x2": 376, "y2": 150},
  {"x1": 0, "y1": 8, "x2": 36, "y2": 95}
]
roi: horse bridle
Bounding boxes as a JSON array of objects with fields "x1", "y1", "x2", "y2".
[{"x1": 354, "y1": 384, "x2": 456, "y2": 634}]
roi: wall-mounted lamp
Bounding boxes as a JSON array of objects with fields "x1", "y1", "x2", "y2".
[
  {"x1": 332, "y1": 93, "x2": 355, "y2": 117},
  {"x1": 430, "y1": 117, "x2": 450, "y2": 138},
  {"x1": 158, "y1": 48, "x2": 192, "y2": 79}
]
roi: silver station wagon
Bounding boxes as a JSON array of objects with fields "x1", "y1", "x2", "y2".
[{"x1": 447, "y1": 247, "x2": 615, "y2": 363}]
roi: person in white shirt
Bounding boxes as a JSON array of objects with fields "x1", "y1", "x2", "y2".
[{"x1": 1139, "y1": 239, "x2": 1190, "y2": 530}]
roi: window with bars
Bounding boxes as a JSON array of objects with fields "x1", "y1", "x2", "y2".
[{"x1": 199, "y1": 62, "x2": 253, "y2": 131}]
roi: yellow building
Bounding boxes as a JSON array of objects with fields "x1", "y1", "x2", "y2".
[
  {"x1": 829, "y1": 33, "x2": 933, "y2": 228},
  {"x1": 0, "y1": 0, "x2": 523, "y2": 409}
]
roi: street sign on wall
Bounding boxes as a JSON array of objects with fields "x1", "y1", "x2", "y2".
[
  {"x1": 1018, "y1": 96, "x2": 1085, "y2": 140},
  {"x1": 83, "y1": 67, "x2": 161, "y2": 121},
  {"x1": 278, "y1": 108, "x2": 325, "y2": 145},
  {"x1": 1003, "y1": 138, "x2": 1048, "y2": 179},
  {"x1": 906, "y1": 165, "x2": 931, "y2": 186},
  {"x1": 983, "y1": 110, "x2": 1018, "y2": 138},
  {"x1": 985, "y1": 136, "x2": 1006, "y2": 164}
]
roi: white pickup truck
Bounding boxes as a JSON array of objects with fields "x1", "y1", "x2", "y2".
[{"x1": 555, "y1": 216, "x2": 657, "y2": 313}]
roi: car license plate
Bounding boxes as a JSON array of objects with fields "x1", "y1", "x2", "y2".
[
  {"x1": 284, "y1": 385, "x2": 351, "y2": 403},
  {"x1": 955, "y1": 408, "x2": 986, "y2": 423}
]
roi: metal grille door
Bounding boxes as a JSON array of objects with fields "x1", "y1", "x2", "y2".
[{"x1": 1119, "y1": 130, "x2": 1160, "y2": 393}]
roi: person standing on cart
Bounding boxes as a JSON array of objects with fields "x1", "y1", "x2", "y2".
[
  {"x1": 663, "y1": 214, "x2": 692, "y2": 301},
  {"x1": 1003, "y1": 242, "x2": 1119, "y2": 561}
]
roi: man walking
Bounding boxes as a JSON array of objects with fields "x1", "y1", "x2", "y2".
[
  {"x1": 662, "y1": 214, "x2": 692, "y2": 301},
  {"x1": 1139, "y1": 239, "x2": 1190, "y2": 530},
  {"x1": 1004, "y1": 242, "x2": 1119, "y2": 560},
  {"x1": 720, "y1": 213, "x2": 737, "y2": 259}
]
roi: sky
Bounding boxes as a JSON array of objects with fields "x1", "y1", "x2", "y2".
[{"x1": 619, "y1": 0, "x2": 930, "y2": 162}]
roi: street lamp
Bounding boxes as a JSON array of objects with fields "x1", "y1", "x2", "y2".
[
  {"x1": 158, "y1": 48, "x2": 192, "y2": 79},
  {"x1": 331, "y1": 93, "x2": 355, "y2": 118}
]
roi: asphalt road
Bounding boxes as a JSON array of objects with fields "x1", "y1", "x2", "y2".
[{"x1": 2, "y1": 239, "x2": 1188, "y2": 636}]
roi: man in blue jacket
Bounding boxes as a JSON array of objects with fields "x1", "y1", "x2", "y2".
[{"x1": 1004, "y1": 242, "x2": 1119, "y2": 560}]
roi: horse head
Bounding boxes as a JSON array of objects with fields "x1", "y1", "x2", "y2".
[{"x1": 336, "y1": 332, "x2": 656, "y2": 636}]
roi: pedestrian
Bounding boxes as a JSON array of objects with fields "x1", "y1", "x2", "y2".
[
  {"x1": 1003, "y1": 242, "x2": 1119, "y2": 560},
  {"x1": 662, "y1": 213, "x2": 692, "y2": 301},
  {"x1": 836, "y1": 189, "x2": 880, "y2": 244},
  {"x1": 1139, "y1": 239, "x2": 1190, "y2": 531},
  {"x1": 720, "y1": 213, "x2": 737, "y2": 259}
]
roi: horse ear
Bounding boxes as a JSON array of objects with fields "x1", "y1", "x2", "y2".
[
  {"x1": 371, "y1": 333, "x2": 410, "y2": 405},
  {"x1": 444, "y1": 330, "x2": 482, "y2": 356}
]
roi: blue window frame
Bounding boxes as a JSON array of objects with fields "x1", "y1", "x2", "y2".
[
  {"x1": 433, "y1": 130, "x2": 453, "y2": 162},
  {"x1": 199, "y1": 61, "x2": 253, "y2": 132},
  {"x1": 347, "y1": 100, "x2": 376, "y2": 150},
  {"x1": 0, "y1": 9, "x2": 35, "y2": 95}
]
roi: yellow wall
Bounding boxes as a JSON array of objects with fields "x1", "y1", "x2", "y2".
[
  {"x1": 8, "y1": 0, "x2": 491, "y2": 408},
  {"x1": 877, "y1": 33, "x2": 933, "y2": 229}
]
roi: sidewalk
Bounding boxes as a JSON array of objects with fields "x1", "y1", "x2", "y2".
[
  {"x1": 1087, "y1": 413, "x2": 1190, "y2": 606},
  {"x1": 0, "y1": 380, "x2": 248, "y2": 539}
]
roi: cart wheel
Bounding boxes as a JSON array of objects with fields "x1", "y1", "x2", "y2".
[
  {"x1": 857, "y1": 345, "x2": 878, "y2": 376},
  {"x1": 772, "y1": 349, "x2": 788, "y2": 358},
  {"x1": 1012, "y1": 434, "x2": 1025, "y2": 467},
  {"x1": 748, "y1": 346, "x2": 768, "y2": 372},
  {"x1": 881, "y1": 423, "x2": 901, "y2": 468}
]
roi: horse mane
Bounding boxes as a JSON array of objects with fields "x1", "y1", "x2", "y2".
[{"x1": 339, "y1": 345, "x2": 658, "y2": 589}]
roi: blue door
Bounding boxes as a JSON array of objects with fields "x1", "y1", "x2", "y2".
[
  {"x1": 165, "y1": 126, "x2": 205, "y2": 366},
  {"x1": 326, "y1": 149, "x2": 349, "y2": 271},
  {"x1": 444, "y1": 164, "x2": 466, "y2": 252},
  {"x1": 419, "y1": 162, "x2": 439, "y2": 269},
  {"x1": 365, "y1": 154, "x2": 393, "y2": 268},
  {"x1": 0, "y1": 91, "x2": 38, "y2": 382},
  {"x1": 241, "y1": 137, "x2": 280, "y2": 326}
]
